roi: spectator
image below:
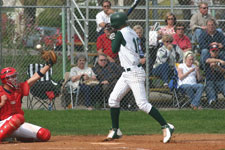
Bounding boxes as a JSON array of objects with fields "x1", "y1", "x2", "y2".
[
  {"x1": 190, "y1": 0, "x2": 213, "y2": 15},
  {"x1": 133, "y1": 25, "x2": 146, "y2": 65},
  {"x1": 96, "y1": 23, "x2": 119, "y2": 64},
  {"x1": 172, "y1": 22, "x2": 192, "y2": 52},
  {"x1": 96, "y1": 0, "x2": 114, "y2": 37},
  {"x1": 69, "y1": 54, "x2": 101, "y2": 110},
  {"x1": 205, "y1": 44, "x2": 225, "y2": 106},
  {"x1": 133, "y1": 25, "x2": 146, "y2": 53},
  {"x1": 177, "y1": 51, "x2": 204, "y2": 110},
  {"x1": 158, "y1": 12, "x2": 176, "y2": 37},
  {"x1": 199, "y1": 18, "x2": 225, "y2": 70},
  {"x1": 190, "y1": 2, "x2": 219, "y2": 43},
  {"x1": 92, "y1": 54, "x2": 123, "y2": 105},
  {"x1": 152, "y1": 34, "x2": 183, "y2": 87}
]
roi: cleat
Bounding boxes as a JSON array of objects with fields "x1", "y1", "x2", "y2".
[
  {"x1": 162, "y1": 123, "x2": 174, "y2": 143},
  {"x1": 106, "y1": 128, "x2": 122, "y2": 140}
]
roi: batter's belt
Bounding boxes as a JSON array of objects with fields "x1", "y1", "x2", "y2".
[{"x1": 123, "y1": 64, "x2": 142, "y2": 72}]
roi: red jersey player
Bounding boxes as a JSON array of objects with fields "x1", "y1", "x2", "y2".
[{"x1": 0, "y1": 65, "x2": 51, "y2": 142}]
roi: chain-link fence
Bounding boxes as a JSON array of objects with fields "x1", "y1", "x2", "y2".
[{"x1": 1, "y1": 0, "x2": 225, "y2": 110}]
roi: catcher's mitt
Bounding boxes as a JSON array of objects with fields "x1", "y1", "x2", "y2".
[{"x1": 41, "y1": 50, "x2": 57, "y2": 67}]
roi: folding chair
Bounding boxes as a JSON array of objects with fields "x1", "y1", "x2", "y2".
[
  {"x1": 60, "y1": 72, "x2": 81, "y2": 109},
  {"x1": 169, "y1": 66, "x2": 190, "y2": 108},
  {"x1": 27, "y1": 63, "x2": 61, "y2": 110}
]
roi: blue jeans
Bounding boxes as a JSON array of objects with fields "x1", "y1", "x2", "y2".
[
  {"x1": 80, "y1": 84, "x2": 101, "y2": 107},
  {"x1": 200, "y1": 48, "x2": 210, "y2": 71},
  {"x1": 152, "y1": 63, "x2": 173, "y2": 84},
  {"x1": 179, "y1": 83, "x2": 204, "y2": 107},
  {"x1": 192, "y1": 28, "x2": 202, "y2": 43},
  {"x1": 206, "y1": 80, "x2": 225, "y2": 103}
]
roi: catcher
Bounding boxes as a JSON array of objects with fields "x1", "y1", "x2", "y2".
[{"x1": 0, "y1": 50, "x2": 57, "y2": 143}]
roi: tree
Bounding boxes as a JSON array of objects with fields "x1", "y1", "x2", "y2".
[{"x1": 20, "y1": 0, "x2": 38, "y2": 26}]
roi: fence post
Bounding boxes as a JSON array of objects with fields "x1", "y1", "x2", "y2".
[
  {"x1": 84, "y1": 0, "x2": 89, "y2": 62},
  {"x1": 67, "y1": 0, "x2": 71, "y2": 62},
  {"x1": 171, "y1": 0, "x2": 174, "y2": 13},
  {"x1": 146, "y1": 0, "x2": 150, "y2": 99},
  {"x1": 62, "y1": 7, "x2": 66, "y2": 78},
  {"x1": 152, "y1": 0, "x2": 158, "y2": 21},
  {"x1": 0, "y1": 0, "x2": 2, "y2": 69}
]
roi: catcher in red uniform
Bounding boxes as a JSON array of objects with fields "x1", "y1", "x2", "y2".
[{"x1": 0, "y1": 50, "x2": 57, "y2": 143}]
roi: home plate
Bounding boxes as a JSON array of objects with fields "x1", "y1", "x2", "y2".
[{"x1": 91, "y1": 142, "x2": 124, "y2": 145}]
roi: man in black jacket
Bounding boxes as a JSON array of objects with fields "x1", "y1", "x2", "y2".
[{"x1": 92, "y1": 53, "x2": 123, "y2": 103}]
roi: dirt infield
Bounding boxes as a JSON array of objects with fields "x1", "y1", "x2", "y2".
[{"x1": 0, "y1": 134, "x2": 225, "y2": 150}]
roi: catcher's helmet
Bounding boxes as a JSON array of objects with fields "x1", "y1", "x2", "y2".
[
  {"x1": 110, "y1": 12, "x2": 128, "y2": 29},
  {"x1": 0, "y1": 67, "x2": 19, "y2": 89}
]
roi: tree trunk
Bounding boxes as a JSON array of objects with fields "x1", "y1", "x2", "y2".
[{"x1": 23, "y1": 0, "x2": 37, "y2": 26}]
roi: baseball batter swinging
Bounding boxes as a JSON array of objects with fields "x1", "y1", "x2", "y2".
[
  {"x1": 0, "y1": 51, "x2": 57, "y2": 143},
  {"x1": 106, "y1": 12, "x2": 175, "y2": 143}
]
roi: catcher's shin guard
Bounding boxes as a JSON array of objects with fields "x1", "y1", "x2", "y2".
[
  {"x1": 0, "y1": 114, "x2": 25, "y2": 141},
  {"x1": 37, "y1": 128, "x2": 51, "y2": 142},
  {"x1": 162, "y1": 123, "x2": 175, "y2": 143}
]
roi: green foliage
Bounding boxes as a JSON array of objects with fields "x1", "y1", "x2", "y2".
[
  {"x1": 24, "y1": 109, "x2": 225, "y2": 136},
  {"x1": 37, "y1": 8, "x2": 62, "y2": 28},
  {"x1": 37, "y1": 0, "x2": 66, "y2": 6},
  {"x1": 1, "y1": 14, "x2": 16, "y2": 49},
  {"x1": 51, "y1": 55, "x2": 71, "y2": 81}
]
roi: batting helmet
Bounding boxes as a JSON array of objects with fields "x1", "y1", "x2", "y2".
[
  {"x1": 0, "y1": 67, "x2": 19, "y2": 89},
  {"x1": 110, "y1": 12, "x2": 128, "y2": 29}
]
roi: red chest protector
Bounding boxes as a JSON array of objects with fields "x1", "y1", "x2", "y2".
[{"x1": 0, "y1": 81, "x2": 30, "y2": 120}]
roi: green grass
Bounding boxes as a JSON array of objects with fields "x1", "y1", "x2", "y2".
[{"x1": 24, "y1": 109, "x2": 225, "y2": 136}]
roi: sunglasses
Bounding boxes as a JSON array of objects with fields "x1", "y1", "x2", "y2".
[
  {"x1": 167, "y1": 18, "x2": 174, "y2": 20},
  {"x1": 165, "y1": 40, "x2": 173, "y2": 43},
  {"x1": 200, "y1": 7, "x2": 208, "y2": 9},
  {"x1": 99, "y1": 59, "x2": 107, "y2": 62},
  {"x1": 103, "y1": 5, "x2": 110, "y2": 8}
]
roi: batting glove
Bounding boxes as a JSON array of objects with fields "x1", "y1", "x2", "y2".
[{"x1": 109, "y1": 33, "x2": 116, "y2": 40}]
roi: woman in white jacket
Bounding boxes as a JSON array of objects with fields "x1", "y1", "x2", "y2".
[{"x1": 152, "y1": 34, "x2": 183, "y2": 87}]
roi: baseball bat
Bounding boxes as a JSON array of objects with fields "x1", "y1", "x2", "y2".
[{"x1": 127, "y1": 0, "x2": 141, "y2": 16}]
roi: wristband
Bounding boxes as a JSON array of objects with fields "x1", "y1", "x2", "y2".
[{"x1": 37, "y1": 70, "x2": 44, "y2": 77}]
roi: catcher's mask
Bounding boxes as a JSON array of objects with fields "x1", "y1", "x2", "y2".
[{"x1": 0, "y1": 67, "x2": 20, "y2": 89}]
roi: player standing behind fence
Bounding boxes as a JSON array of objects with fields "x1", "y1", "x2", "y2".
[{"x1": 105, "y1": 12, "x2": 175, "y2": 143}]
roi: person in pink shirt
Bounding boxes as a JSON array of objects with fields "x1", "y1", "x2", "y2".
[
  {"x1": 172, "y1": 22, "x2": 192, "y2": 52},
  {"x1": 158, "y1": 12, "x2": 176, "y2": 36}
]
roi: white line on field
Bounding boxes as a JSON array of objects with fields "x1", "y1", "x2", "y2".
[{"x1": 91, "y1": 142, "x2": 125, "y2": 145}]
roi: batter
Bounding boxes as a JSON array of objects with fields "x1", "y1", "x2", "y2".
[{"x1": 106, "y1": 12, "x2": 174, "y2": 143}]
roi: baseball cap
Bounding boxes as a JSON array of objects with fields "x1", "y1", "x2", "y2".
[{"x1": 209, "y1": 44, "x2": 219, "y2": 51}]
